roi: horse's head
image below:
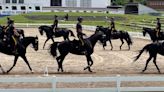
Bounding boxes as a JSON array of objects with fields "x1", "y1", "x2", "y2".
[
  {"x1": 38, "y1": 26, "x2": 44, "y2": 35},
  {"x1": 32, "y1": 36, "x2": 39, "y2": 51},
  {"x1": 95, "y1": 26, "x2": 101, "y2": 33},
  {"x1": 142, "y1": 27, "x2": 147, "y2": 36},
  {"x1": 95, "y1": 26, "x2": 108, "y2": 34},
  {"x1": 97, "y1": 31, "x2": 107, "y2": 46},
  {"x1": 143, "y1": 27, "x2": 155, "y2": 37}
]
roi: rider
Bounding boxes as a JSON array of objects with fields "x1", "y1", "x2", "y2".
[
  {"x1": 52, "y1": 15, "x2": 58, "y2": 32},
  {"x1": 4, "y1": 17, "x2": 13, "y2": 32},
  {"x1": 5, "y1": 18, "x2": 19, "y2": 54},
  {"x1": 65, "y1": 13, "x2": 69, "y2": 21},
  {"x1": 110, "y1": 17, "x2": 116, "y2": 32},
  {"x1": 156, "y1": 18, "x2": 161, "y2": 38},
  {"x1": 7, "y1": 17, "x2": 13, "y2": 26},
  {"x1": 76, "y1": 17, "x2": 87, "y2": 54}
]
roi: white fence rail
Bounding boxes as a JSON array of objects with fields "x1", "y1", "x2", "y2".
[{"x1": 1, "y1": 76, "x2": 164, "y2": 92}]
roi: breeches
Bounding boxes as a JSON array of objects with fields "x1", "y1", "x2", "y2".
[
  {"x1": 77, "y1": 34, "x2": 84, "y2": 46},
  {"x1": 12, "y1": 36, "x2": 17, "y2": 46}
]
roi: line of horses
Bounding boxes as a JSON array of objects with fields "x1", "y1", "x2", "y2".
[{"x1": 0, "y1": 25, "x2": 163, "y2": 74}]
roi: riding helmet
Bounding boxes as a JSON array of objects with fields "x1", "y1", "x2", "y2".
[{"x1": 77, "y1": 17, "x2": 83, "y2": 22}]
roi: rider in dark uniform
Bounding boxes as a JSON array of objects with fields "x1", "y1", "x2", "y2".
[
  {"x1": 110, "y1": 17, "x2": 116, "y2": 32},
  {"x1": 76, "y1": 17, "x2": 87, "y2": 54},
  {"x1": 7, "y1": 17, "x2": 12, "y2": 26},
  {"x1": 5, "y1": 19, "x2": 19, "y2": 54},
  {"x1": 156, "y1": 18, "x2": 161, "y2": 38},
  {"x1": 65, "y1": 13, "x2": 69, "y2": 21},
  {"x1": 52, "y1": 15, "x2": 58, "y2": 32}
]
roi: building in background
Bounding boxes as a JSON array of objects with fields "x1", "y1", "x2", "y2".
[
  {"x1": 0, "y1": 0, "x2": 50, "y2": 15},
  {"x1": 0, "y1": 0, "x2": 111, "y2": 15},
  {"x1": 125, "y1": 3, "x2": 158, "y2": 15},
  {"x1": 146, "y1": 0, "x2": 164, "y2": 10}
]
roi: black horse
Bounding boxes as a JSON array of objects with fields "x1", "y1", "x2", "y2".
[
  {"x1": 50, "y1": 32, "x2": 106, "y2": 72},
  {"x1": 134, "y1": 42, "x2": 164, "y2": 73},
  {"x1": 143, "y1": 27, "x2": 164, "y2": 42},
  {"x1": 0, "y1": 36, "x2": 38, "y2": 73},
  {"x1": 96, "y1": 26, "x2": 132, "y2": 50},
  {"x1": 38, "y1": 25, "x2": 75, "y2": 49}
]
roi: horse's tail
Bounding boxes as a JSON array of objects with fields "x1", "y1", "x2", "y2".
[
  {"x1": 126, "y1": 32, "x2": 133, "y2": 45},
  {"x1": 69, "y1": 30, "x2": 75, "y2": 37},
  {"x1": 134, "y1": 44, "x2": 150, "y2": 62},
  {"x1": 50, "y1": 42, "x2": 59, "y2": 57}
]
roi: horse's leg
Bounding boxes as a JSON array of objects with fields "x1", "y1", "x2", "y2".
[
  {"x1": 66, "y1": 36, "x2": 70, "y2": 41},
  {"x1": 7, "y1": 55, "x2": 19, "y2": 73},
  {"x1": 56, "y1": 54, "x2": 67, "y2": 72},
  {"x1": 63, "y1": 36, "x2": 67, "y2": 41},
  {"x1": 142, "y1": 56, "x2": 152, "y2": 73},
  {"x1": 120, "y1": 38, "x2": 124, "y2": 50},
  {"x1": 0, "y1": 65, "x2": 5, "y2": 74},
  {"x1": 21, "y1": 55, "x2": 33, "y2": 73},
  {"x1": 109, "y1": 39, "x2": 113, "y2": 50},
  {"x1": 128, "y1": 44, "x2": 130, "y2": 50},
  {"x1": 43, "y1": 38, "x2": 50, "y2": 49},
  {"x1": 58, "y1": 55, "x2": 67, "y2": 72},
  {"x1": 56, "y1": 56, "x2": 61, "y2": 72},
  {"x1": 84, "y1": 55, "x2": 93, "y2": 72},
  {"x1": 51, "y1": 37, "x2": 55, "y2": 43},
  {"x1": 153, "y1": 54, "x2": 161, "y2": 73}
]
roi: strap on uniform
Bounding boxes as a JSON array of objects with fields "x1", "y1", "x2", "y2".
[{"x1": 12, "y1": 36, "x2": 17, "y2": 46}]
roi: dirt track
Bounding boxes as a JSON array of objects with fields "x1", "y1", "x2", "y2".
[{"x1": 0, "y1": 28, "x2": 164, "y2": 78}]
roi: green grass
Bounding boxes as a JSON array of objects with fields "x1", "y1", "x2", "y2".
[{"x1": 0, "y1": 12, "x2": 162, "y2": 32}]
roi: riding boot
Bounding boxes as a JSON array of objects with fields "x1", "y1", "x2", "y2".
[
  {"x1": 81, "y1": 46, "x2": 88, "y2": 55},
  {"x1": 12, "y1": 45, "x2": 18, "y2": 55}
]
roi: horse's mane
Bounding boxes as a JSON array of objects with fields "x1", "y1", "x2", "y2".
[
  {"x1": 41, "y1": 25, "x2": 52, "y2": 30},
  {"x1": 88, "y1": 32, "x2": 102, "y2": 40},
  {"x1": 143, "y1": 27, "x2": 155, "y2": 31}
]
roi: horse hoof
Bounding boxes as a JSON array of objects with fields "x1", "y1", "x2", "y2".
[
  {"x1": 6, "y1": 71, "x2": 9, "y2": 74},
  {"x1": 141, "y1": 70, "x2": 145, "y2": 73},
  {"x1": 57, "y1": 69, "x2": 60, "y2": 72},
  {"x1": 89, "y1": 70, "x2": 92, "y2": 72},
  {"x1": 31, "y1": 70, "x2": 34, "y2": 74},
  {"x1": 158, "y1": 71, "x2": 161, "y2": 74}
]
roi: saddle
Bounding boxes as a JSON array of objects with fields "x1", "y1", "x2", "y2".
[
  {"x1": 72, "y1": 39, "x2": 92, "y2": 51},
  {"x1": 158, "y1": 32, "x2": 164, "y2": 38}
]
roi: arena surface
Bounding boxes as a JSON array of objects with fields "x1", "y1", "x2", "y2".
[{"x1": 0, "y1": 28, "x2": 164, "y2": 78}]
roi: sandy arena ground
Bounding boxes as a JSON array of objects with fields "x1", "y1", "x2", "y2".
[
  {"x1": 1, "y1": 28, "x2": 164, "y2": 77},
  {"x1": 0, "y1": 28, "x2": 164, "y2": 88}
]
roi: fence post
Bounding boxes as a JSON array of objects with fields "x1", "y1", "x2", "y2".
[
  {"x1": 52, "y1": 76, "x2": 56, "y2": 92},
  {"x1": 116, "y1": 75, "x2": 121, "y2": 92},
  {"x1": 27, "y1": 23, "x2": 29, "y2": 28}
]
